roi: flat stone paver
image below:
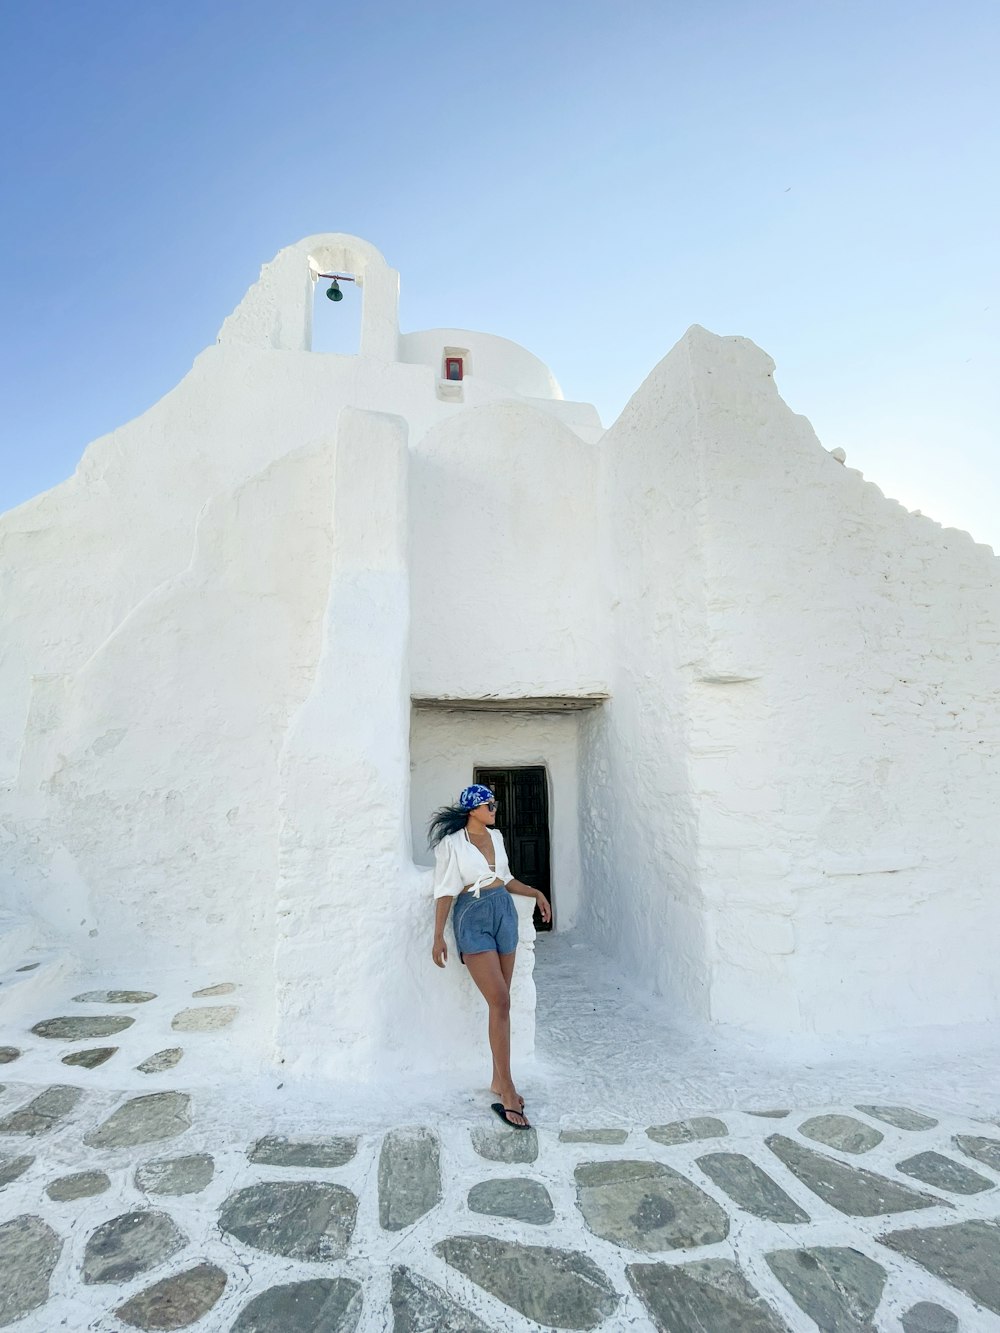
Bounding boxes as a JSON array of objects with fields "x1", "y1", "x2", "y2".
[
  {"x1": 857, "y1": 1104, "x2": 939, "y2": 1131},
  {"x1": 628, "y1": 1258, "x2": 789, "y2": 1332},
  {"x1": 192, "y1": 982, "x2": 237, "y2": 997},
  {"x1": 84, "y1": 1092, "x2": 191, "y2": 1148},
  {"x1": 136, "y1": 1048, "x2": 183, "y2": 1074},
  {"x1": 901, "y1": 1301, "x2": 959, "y2": 1332},
  {"x1": 436, "y1": 1234, "x2": 619, "y2": 1330},
  {"x1": 62, "y1": 1046, "x2": 116, "y2": 1068},
  {"x1": 559, "y1": 1128, "x2": 627, "y2": 1143},
  {"x1": 0, "y1": 1048, "x2": 20, "y2": 1064},
  {"x1": 766, "y1": 1134, "x2": 943, "y2": 1217},
  {"x1": 0, "y1": 1155, "x2": 34, "y2": 1189},
  {"x1": 218, "y1": 1181, "x2": 358, "y2": 1260},
  {"x1": 4, "y1": 1065, "x2": 1000, "y2": 1331},
  {"x1": 136, "y1": 1153, "x2": 214, "y2": 1196},
  {"x1": 114, "y1": 1262, "x2": 227, "y2": 1330},
  {"x1": 575, "y1": 1157, "x2": 730, "y2": 1250},
  {"x1": 953, "y1": 1133, "x2": 1000, "y2": 1171},
  {"x1": 897, "y1": 1150, "x2": 994, "y2": 1194},
  {"x1": 46, "y1": 1170, "x2": 111, "y2": 1201},
  {"x1": 880, "y1": 1218, "x2": 1000, "y2": 1316},
  {"x1": 647, "y1": 1115, "x2": 728, "y2": 1146},
  {"x1": 0, "y1": 1215, "x2": 61, "y2": 1327},
  {"x1": 82, "y1": 1209, "x2": 186, "y2": 1284},
  {"x1": 170, "y1": 1005, "x2": 237, "y2": 1031},
  {"x1": 0, "y1": 1084, "x2": 82, "y2": 1135},
  {"x1": 73, "y1": 989, "x2": 156, "y2": 1004},
  {"x1": 696, "y1": 1151, "x2": 810, "y2": 1223},
  {"x1": 766, "y1": 1245, "x2": 887, "y2": 1331},
  {"x1": 799, "y1": 1114, "x2": 884, "y2": 1153},
  {"x1": 745, "y1": 1109, "x2": 790, "y2": 1118},
  {"x1": 249, "y1": 1134, "x2": 357, "y2": 1168},
  {"x1": 231, "y1": 1277, "x2": 363, "y2": 1332},
  {"x1": 391, "y1": 1265, "x2": 492, "y2": 1333},
  {"x1": 31, "y1": 1014, "x2": 134, "y2": 1039},
  {"x1": 468, "y1": 1176, "x2": 555, "y2": 1224},
  {"x1": 470, "y1": 1123, "x2": 538, "y2": 1163},
  {"x1": 379, "y1": 1127, "x2": 441, "y2": 1230}
]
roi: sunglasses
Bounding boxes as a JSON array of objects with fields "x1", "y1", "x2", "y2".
[{"x1": 483, "y1": 800, "x2": 498, "y2": 812}]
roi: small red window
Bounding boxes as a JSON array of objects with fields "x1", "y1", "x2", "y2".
[{"x1": 445, "y1": 356, "x2": 464, "y2": 382}]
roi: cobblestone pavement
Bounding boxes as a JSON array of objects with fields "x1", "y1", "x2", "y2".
[{"x1": 2, "y1": 942, "x2": 1000, "y2": 1330}]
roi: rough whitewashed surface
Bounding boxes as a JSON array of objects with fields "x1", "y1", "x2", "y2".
[
  {"x1": 581, "y1": 326, "x2": 1000, "y2": 1035},
  {"x1": 1, "y1": 232, "x2": 998, "y2": 1079}
]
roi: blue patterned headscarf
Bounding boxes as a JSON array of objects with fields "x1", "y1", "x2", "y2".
[{"x1": 459, "y1": 784, "x2": 495, "y2": 810}]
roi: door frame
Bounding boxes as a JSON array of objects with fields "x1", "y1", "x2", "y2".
[{"x1": 474, "y1": 763, "x2": 553, "y2": 932}]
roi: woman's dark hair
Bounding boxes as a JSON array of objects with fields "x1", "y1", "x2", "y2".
[{"x1": 428, "y1": 803, "x2": 469, "y2": 848}]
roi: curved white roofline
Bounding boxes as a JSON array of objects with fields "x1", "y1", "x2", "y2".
[
  {"x1": 399, "y1": 328, "x2": 564, "y2": 400},
  {"x1": 215, "y1": 236, "x2": 565, "y2": 400}
]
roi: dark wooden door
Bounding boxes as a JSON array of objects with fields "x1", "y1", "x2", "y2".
[{"x1": 474, "y1": 766, "x2": 552, "y2": 931}]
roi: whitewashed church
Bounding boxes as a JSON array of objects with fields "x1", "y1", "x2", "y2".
[{"x1": 2, "y1": 234, "x2": 998, "y2": 1077}]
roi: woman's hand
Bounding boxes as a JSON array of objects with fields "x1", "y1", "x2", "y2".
[
  {"x1": 535, "y1": 892, "x2": 552, "y2": 925},
  {"x1": 432, "y1": 934, "x2": 448, "y2": 968}
]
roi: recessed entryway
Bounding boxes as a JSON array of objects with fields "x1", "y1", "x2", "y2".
[{"x1": 409, "y1": 708, "x2": 584, "y2": 933}]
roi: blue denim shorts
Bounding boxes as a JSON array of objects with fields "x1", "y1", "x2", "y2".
[{"x1": 453, "y1": 885, "x2": 519, "y2": 964}]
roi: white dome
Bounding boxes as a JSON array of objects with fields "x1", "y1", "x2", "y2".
[{"x1": 398, "y1": 328, "x2": 564, "y2": 400}]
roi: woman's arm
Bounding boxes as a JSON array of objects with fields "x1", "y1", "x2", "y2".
[
  {"x1": 430, "y1": 835, "x2": 463, "y2": 968},
  {"x1": 505, "y1": 878, "x2": 552, "y2": 924},
  {"x1": 432, "y1": 895, "x2": 454, "y2": 967}
]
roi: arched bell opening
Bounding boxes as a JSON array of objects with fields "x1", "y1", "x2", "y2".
[
  {"x1": 305, "y1": 235, "x2": 399, "y2": 360},
  {"x1": 311, "y1": 270, "x2": 362, "y2": 356},
  {"x1": 217, "y1": 233, "x2": 399, "y2": 358}
]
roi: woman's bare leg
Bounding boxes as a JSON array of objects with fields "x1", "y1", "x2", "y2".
[
  {"x1": 464, "y1": 949, "x2": 527, "y2": 1127},
  {"x1": 489, "y1": 951, "x2": 523, "y2": 1106}
]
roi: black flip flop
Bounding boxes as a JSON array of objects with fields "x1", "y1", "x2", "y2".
[
  {"x1": 491, "y1": 1093, "x2": 526, "y2": 1110},
  {"x1": 491, "y1": 1101, "x2": 532, "y2": 1130}
]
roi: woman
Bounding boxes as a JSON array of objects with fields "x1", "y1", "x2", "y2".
[{"x1": 430, "y1": 784, "x2": 551, "y2": 1129}]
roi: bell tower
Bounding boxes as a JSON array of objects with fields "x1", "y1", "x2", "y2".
[{"x1": 217, "y1": 233, "x2": 400, "y2": 361}]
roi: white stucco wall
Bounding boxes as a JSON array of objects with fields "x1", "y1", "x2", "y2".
[
  {"x1": 269, "y1": 409, "x2": 531, "y2": 1078},
  {"x1": 409, "y1": 401, "x2": 610, "y2": 703},
  {"x1": 3, "y1": 232, "x2": 999, "y2": 1060},
  {"x1": 579, "y1": 342, "x2": 711, "y2": 1022},
  {"x1": 4, "y1": 440, "x2": 337, "y2": 985},
  {"x1": 409, "y1": 708, "x2": 584, "y2": 931},
  {"x1": 1, "y1": 235, "x2": 572, "y2": 1071},
  {"x1": 582, "y1": 324, "x2": 1000, "y2": 1036},
  {"x1": 0, "y1": 237, "x2": 600, "y2": 789},
  {"x1": 683, "y1": 328, "x2": 1000, "y2": 1034},
  {"x1": 0, "y1": 347, "x2": 419, "y2": 788}
]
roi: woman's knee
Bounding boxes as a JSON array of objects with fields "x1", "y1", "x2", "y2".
[{"x1": 488, "y1": 988, "x2": 511, "y2": 1018}]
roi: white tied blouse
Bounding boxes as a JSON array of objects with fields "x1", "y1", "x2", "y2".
[{"x1": 432, "y1": 827, "x2": 514, "y2": 900}]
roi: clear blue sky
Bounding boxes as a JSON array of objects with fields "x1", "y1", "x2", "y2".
[{"x1": 2, "y1": 1, "x2": 997, "y2": 548}]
